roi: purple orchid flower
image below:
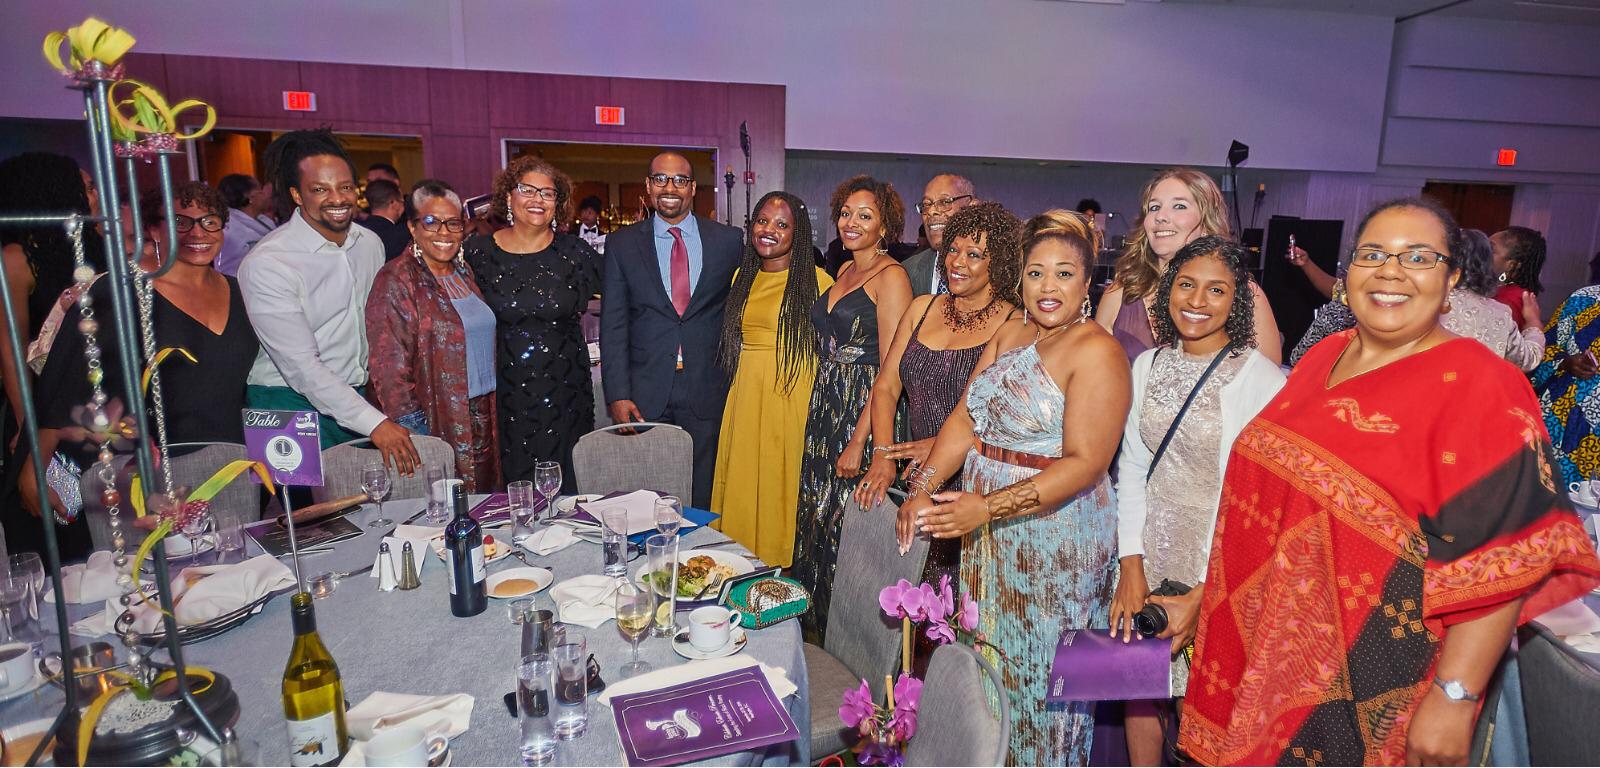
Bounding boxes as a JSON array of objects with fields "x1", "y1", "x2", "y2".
[
  {"x1": 878, "y1": 579, "x2": 914, "y2": 620},
  {"x1": 924, "y1": 614, "x2": 956, "y2": 645},
  {"x1": 957, "y1": 591, "x2": 979, "y2": 633},
  {"x1": 839, "y1": 679, "x2": 876, "y2": 729},
  {"x1": 858, "y1": 738, "x2": 904, "y2": 767},
  {"x1": 935, "y1": 574, "x2": 956, "y2": 619},
  {"x1": 888, "y1": 674, "x2": 923, "y2": 742}
]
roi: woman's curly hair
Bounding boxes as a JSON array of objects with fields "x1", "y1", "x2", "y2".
[
  {"x1": 937, "y1": 201, "x2": 1022, "y2": 306},
  {"x1": 491, "y1": 155, "x2": 574, "y2": 226},
  {"x1": 1151, "y1": 235, "x2": 1256, "y2": 355},
  {"x1": 828, "y1": 175, "x2": 904, "y2": 248},
  {"x1": 142, "y1": 180, "x2": 229, "y2": 230}
]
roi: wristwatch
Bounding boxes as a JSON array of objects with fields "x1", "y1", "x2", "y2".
[{"x1": 1432, "y1": 677, "x2": 1481, "y2": 702}]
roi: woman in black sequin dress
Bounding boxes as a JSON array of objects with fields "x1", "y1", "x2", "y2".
[{"x1": 468, "y1": 158, "x2": 602, "y2": 488}]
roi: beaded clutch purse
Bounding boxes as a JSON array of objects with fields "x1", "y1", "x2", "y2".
[{"x1": 724, "y1": 576, "x2": 811, "y2": 630}]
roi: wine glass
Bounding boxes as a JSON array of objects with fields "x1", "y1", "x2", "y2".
[
  {"x1": 534, "y1": 462, "x2": 562, "y2": 524},
  {"x1": 653, "y1": 497, "x2": 682, "y2": 538},
  {"x1": 181, "y1": 509, "x2": 215, "y2": 561},
  {"x1": 361, "y1": 462, "x2": 393, "y2": 528},
  {"x1": 615, "y1": 580, "x2": 652, "y2": 678},
  {"x1": 8, "y1": 553, "x2": 43, "y2": 622}
]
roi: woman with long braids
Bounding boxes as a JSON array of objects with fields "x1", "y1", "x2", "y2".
[
  {"x1": 710, "y1": 192, "x2": 832, "y2": 566},
  {"x1": 1491, "y1": 225, "x2": 1547, "y2": 321}
]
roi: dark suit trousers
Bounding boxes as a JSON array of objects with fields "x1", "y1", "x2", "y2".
[{"x1": 659, "y1": 369, "x2": 721, "y2": 510}]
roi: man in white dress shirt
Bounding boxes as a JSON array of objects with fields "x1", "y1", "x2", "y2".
[
  {"x1": 238, "y1": 129, "x2": 419, "y2": 473},
  {"x1": 576, "y1": 195, "x2": 606, "y2": 254}
]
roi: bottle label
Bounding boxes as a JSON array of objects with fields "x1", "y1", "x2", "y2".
[
  {"x1": 472, "y1": 544, "x2": 486, "y2": 583},
  {"x1": 287, "y1": 711, "x2": 340, "y2": 767}
]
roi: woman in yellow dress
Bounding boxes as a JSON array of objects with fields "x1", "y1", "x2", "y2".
[{"x1": 712, "y1": 191, "x2": 833, "y2": 566}]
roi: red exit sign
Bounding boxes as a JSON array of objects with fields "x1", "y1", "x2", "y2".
[
  {"x1": 282, "y1": 91, "x2": 317, "y2": 112},
  {"x1": 595, "y1": 106, "x2": 625, "y2": 126},
  {"x1": 1496, "y1": 147, "x2": 1518, "y2": 167}
]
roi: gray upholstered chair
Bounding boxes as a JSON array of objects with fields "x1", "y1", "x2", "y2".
[
  {"x1": 314, "y1": 435, "x2": 456, "y2": 503},
  {"x1": 571, "y1": 423, "x2": 693, "y2": 502},
  {"x1": 1520, "y1": 622, "x2": 1600, "y2": 765},
  {"x1": 905, "y1": 641, "x2": 1009, "y2": 767},
  {"x1": 86, "y1": 442, "x2": 262, "y2": 551},
  {"x1": 804, "y1": 494, "x2": 930, "y2": 759}
]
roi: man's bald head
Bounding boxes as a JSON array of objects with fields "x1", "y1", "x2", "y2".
[{"x1": 919, "y1": 174, "x2": 978, "y2": 251}]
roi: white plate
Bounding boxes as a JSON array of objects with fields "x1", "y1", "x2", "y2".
[
  {"x1": 672, "y1": 627, "x2": 748, "y2": 660},
  {"x1": 163, "y1": 535, "x2": 217, "y2": 560},
  {"x1": 486, "y1": 567, "x2": 554, "y2": 599},
  {"x1": 555, "y1": 494, "x2": 603, "y2": 515},
  {"x1": 430, "y1": 534, "x2": 512, "y2": 565},
  {"x1": 632, "y1": 549, "x2": 753, "y2": 600},
  {"x1": 0, "y1": 672, "x2": 48, "y2": 703}
]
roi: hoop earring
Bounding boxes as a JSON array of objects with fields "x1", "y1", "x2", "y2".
[
  {"x1": 1080, "y1": 297, "x2": 1093, "y2": 323},
  {"x1": 1498, "y1": 271, "x2": 1508, "y2": 284}
]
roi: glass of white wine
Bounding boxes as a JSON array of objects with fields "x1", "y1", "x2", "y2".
[{"x1": 616, "y1": 580, "x2": 652, "y2": 678}]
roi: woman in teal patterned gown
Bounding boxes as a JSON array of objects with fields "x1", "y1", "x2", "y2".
[
  {"x1": 1531, "y1": 283, "x2": 1600, "y2": 486},
  {"x1": 900, "y1": 210, "x2": 1129, "y2": 765}
]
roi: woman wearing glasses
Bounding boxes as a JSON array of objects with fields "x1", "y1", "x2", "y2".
[
  {"x1": 21, "y1": 181, "x2": 259, "y2": 549},
  {"x1": 468, "y1": 157, "x2": 601, "y2": 488},
  {"x1": 367, "y1": 180, "x2": 500, "y2": 492},
  {"x1": 1180, "y1": 199, "x2": 1600, "y2": 766}
]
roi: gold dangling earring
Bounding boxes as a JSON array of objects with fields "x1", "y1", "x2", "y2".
[{"x1": 1334, "y1": 278, "x2": 1348, "y2": 306}]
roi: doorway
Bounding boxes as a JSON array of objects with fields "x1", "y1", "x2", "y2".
[
  {"x1": 1422, "y1": 182, "x2": 1515, "y2": 234},
  {"x1": 191, "y1": 128, "x2": 424, "y2": 204},
  {"x1": 503, "y1": 141, "x2": 718, "y2": 232}
]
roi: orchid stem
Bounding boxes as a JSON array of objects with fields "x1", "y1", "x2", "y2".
[{"x1": 902, "y1": 615, "x2": 912, "y2": 674}]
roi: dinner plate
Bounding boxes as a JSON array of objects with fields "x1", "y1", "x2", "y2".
[
  {"x1": 430, "y1": 533, "x2": 512, "y2": 565},
  {"x1": 671, "y1": 627, "x2": 748, "y2": 660},
  {"x1": 632, "y1": 549, "x2": 753, "y2": 601},
  {"x1": 0, "y1": 672, "x2": 48, "y2": 703},
  {"x1": 486, "y1": 567, "x2": 554, "y2": 599},
  {"x1": 554, "y1": 494, "x2": 603, "y2": 516}
]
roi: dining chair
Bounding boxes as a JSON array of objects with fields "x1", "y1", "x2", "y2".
[
  {"x1": 1519, "y1": 622, "x2": 1600, "y2": 765},
  {"x1": 86, "y1": 442, "x2": 262, "y2": 551},
  {"x1": 804, "y1": 494, "x2": 930, "y2": 759},
  {"x1": 571, "y1": 423, "x2": 693, "y2": 502},
  {"x1": 905, "y1": 641, "x2": 1010, "y2": 767},
  {"x1": 315, "y1": 435, "x2": 456, "y2": 503}
]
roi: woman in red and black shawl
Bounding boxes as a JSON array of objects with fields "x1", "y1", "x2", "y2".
[{"x1": 1178, "y1": 198, "x2": 1600, "y2": 766}]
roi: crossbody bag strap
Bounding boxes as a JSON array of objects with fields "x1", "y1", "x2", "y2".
[{"x1": 1146, "y1": 345, "x2": 1232, "y2": 482}]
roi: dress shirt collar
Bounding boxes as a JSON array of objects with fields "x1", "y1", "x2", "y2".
[
  {"x1": 282, "y1": 208, "x2": 368, "y2": 253},
  {"x1": 652, "y1": 212, "x2": 699, "y2": 241}
]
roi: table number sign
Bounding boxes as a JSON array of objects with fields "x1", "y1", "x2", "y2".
[
  {"x1": 242, "y1": 409, "x2": 323, "y2": 486},
  {"x1": 1045, "y1": 628, "x2": 1172, "y2": 702},
  {"x1": 612, "y1": 665, "x2": 798, "y2": 766}
]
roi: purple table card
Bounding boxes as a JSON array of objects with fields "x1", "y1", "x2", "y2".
[
  {"x1": 611, "y1": 665, "x2": 798, "y2": 766},
  {"x1": 242, "y1": 409, "x2": 323, "y2": 487},
  {"x1": 1045, "y1": 629, "x2": 1172, "y2": 702}
]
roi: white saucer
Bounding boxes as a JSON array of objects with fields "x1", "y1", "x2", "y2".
[
  {"x1": 0, "y1": 672, "x2": 48, "y2": 703},
  {"x1": 486, "y1": 567, "x2": 554, "y2": 599},
  {"x1": 672, "y1": 627, "x2": 748, "y2": 660}
]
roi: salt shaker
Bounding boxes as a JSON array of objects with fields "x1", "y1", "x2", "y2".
[
  {"x1": 397, "y1": 540, "x2": 422, "y2": 591},
  {"x1": 377, "y1": 541, "x2": 398, "y2": 591}
]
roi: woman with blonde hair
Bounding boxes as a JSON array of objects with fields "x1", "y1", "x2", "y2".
[{"x1": 1096, "y1": 168, "x2": 1282, "y2": 364}]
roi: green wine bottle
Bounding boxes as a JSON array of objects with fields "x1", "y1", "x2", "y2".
[{"x1": 283, "y1": 591, "x2": 349, "y2": 766}]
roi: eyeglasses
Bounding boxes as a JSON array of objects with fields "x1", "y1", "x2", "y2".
[
  {"x1": 174, "y1": 213, "x2": 225, "y2": 233},
  {"x1": 417, "y1": 214, "x2": 465, "y2": 234},
  {"x1": 915, "y1": 195, "x2": 973, "y2": 215},
  {"x1": 513, "y1": 183, "x2": 559, "y2": 201},
  {"x1": 1348, "y1": 247, "x2": 1450, "y2": 271},
  {"x1": 647, "y1": 173, "x2": 694, "y2": 189}
]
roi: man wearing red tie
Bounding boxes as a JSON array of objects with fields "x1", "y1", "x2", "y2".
[{"x1": 600, "y1": 152, "x2": 743, "y2": 509}]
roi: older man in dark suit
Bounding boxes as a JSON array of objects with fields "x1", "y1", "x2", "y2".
[
  {"x1": 600, "y1": 151, "x2": 742, "y2": 508},
  {"x1": 901, "y1": 174, "x2": 978, "y2": 297}
]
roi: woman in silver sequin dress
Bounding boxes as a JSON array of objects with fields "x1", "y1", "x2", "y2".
[{"x1": 1110, "y1": 237, "x2": 1285, "y2": 765}]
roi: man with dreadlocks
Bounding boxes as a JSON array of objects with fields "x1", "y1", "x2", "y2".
[{"x1": 239, "y1": 129, "x2": 421, "y2": 474}]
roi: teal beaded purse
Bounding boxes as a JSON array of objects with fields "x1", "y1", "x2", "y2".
[{"x1": 724, "y1": 575, "x2": 811, "y2": 630}]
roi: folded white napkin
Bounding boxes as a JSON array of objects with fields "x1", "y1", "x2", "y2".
[
  {"x1": 596, "y1": 658, "x2": 797, "y2": 707},
  {"x1": 45, "y1": 551, "x2": 118, "y2": 604},
  {"x1": 520, "y1": 525, "x2": 577, "y2": 556},
  {"x1": 70, "y1": 554, "x2": 295, "y2": 637},
  {"x1": 550, "y1": 574, "x2": 620, "y2": 628},
  {"x1": 1568, "y1": 634, "x2": 1600, "y2": 654},
  {"x1": 346, "y1": 690, "x2": 474, "y2": 741},
  {"x1": 1535, "y1": 597, "x2": 1600, "y2": 636}
]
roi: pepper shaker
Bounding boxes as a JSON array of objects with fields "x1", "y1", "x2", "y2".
[{"x1": 397, "y1": 540, "x2": 422, "y2": 590}]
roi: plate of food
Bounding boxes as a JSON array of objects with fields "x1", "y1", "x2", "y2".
[
  {"x1": 430, "y1": 533, "x2": 512, "y2": 564},
  {"x1": 634, "y1": 550, "x2": 753, "y2": 602},
  {"x1": 487, "y1": 567, "x2": 554, "y2": 599}
]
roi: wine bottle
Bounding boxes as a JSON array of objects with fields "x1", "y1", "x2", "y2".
[
  {"x1": 445, "y1": 479, "x2": 487, "y2": 616},
  {"x1": 283, "y1": 591, "x2": 349, "y2": 767}
]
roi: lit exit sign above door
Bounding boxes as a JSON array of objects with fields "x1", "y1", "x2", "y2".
[
  {"x1": 595, "y1": 106, "x2": 625, "y2": 126},
  {"x1": 283, "y1": 91, "x2": 317, "y2": 112}
]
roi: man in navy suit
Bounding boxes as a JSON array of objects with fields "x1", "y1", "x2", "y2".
[{"x1": 600, "y1": 151, "x2": 743, "y2": 509}]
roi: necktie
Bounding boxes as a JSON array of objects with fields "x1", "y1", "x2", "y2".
[{"x1": 668, "y1": 226, "x2": 690, "y2": 316}]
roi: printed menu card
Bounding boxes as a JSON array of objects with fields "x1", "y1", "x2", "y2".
[{"x1": 611, "y1": 665, "x2": 798, "y2": 766}]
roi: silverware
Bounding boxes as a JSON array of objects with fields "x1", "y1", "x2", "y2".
[
  {"x1": 399, "y1": 508, "x2": 430, "y2": 526},
  {"x1": 693, "y1": 574, "x2": 725, "y2": 601},
  {"x1": 278, "y1": 546, "x2": 334, "y2": 559},
  {"x1": 689, "y1": 540, "x2": 741, "y2": 551}
]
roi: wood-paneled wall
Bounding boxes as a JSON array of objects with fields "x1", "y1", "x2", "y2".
[{"x1": 124, "y1": 53, "x2": 786, "y2": 201}]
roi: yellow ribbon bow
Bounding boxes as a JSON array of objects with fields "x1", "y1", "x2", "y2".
[
  {"x1": 42, "y1": 17, "x2": 135, "y2": 76},
  {"x1": 108, "y1": 79, "x2": 216, "y2": 144}
]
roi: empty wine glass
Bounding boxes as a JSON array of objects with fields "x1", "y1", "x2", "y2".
[
  {"x1": 181, "y1": 509, "x2": 215, "y2": 561},
  {"x1": 614, "y1": 580, "x2": 652, "y2": 678},
  {"x1": 653, "y1": 497, "x2": 682, "y2": 538},
  {"x1": 534, "y1": 462, "x2": 562, "y2": 525},
  {"x1": 361, "y1": 462, "x2": 393, "y2": 528}
]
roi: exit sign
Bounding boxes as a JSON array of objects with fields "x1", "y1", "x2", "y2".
[
  {"x1": 282, "y1": 91, "x2": 317, "y2": 112},
  {"x1": 1496, "y1": 147, "x2": 1518, "y2": 167},
  {"x1": 595, "y1": 106, "x2": 625, "y2": 126}
]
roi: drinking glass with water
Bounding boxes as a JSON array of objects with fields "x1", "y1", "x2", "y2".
[
  {"x1": 601, "y1": 509, "x2": 629, "y2": 578},
  {"x1": 653, "y1": 496, "x2": 682, "y2": 537},
  {"x1": 508, "y1": 480, "x2": 537, "y2": 544},
  {"x1": 552, "y1": 631, "x2": 588, "y2": 740},
  {"x1": 425, "y1": 464, "x2": 450, "y2": 524},
  {"x1": 518, "y1": 652, "x2": 558, "y2": 766}
]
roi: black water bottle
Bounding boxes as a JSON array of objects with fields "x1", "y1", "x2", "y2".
[{"x1": 444, "y1": 480, "x2": 486, "y2": 616}]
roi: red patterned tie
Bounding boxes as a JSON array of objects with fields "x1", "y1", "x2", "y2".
[{"x1": 668, "y1": 226, "x2": 690, "y2": 316}]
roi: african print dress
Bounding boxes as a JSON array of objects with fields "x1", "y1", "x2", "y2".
[
  {"x1": 961, "y1": 342, "x2": 1118, "y2": 767},
  {"x1": 1181, "y1": 331, "x2": 1600, "y2": 766},
  {"x1": 1531, "y1": 285, "x2": 1600, "y2": 486}
]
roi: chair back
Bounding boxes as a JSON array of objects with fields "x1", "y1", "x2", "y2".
[
  {"x1": 905, "y1": 642, "x2": 1010, "y2": 767},
  {"x1": 1520, "y1": 622, "x2": 1600, "y2": 765},
  {"x1": 571, "y1": 423, "x2": 693, "y2": 502},
  {"x1": 86, "y1": 442, "x2": 261, "y2": 551},
  {"x1": 314, "y1": 435, "x2": 456, "y2": 503},
  {"x1": 824, "y1": 495, "x2": 930, "y2": 692}
]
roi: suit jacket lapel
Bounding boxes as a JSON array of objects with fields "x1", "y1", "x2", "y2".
[{"x1": 629, "y1": 223, "x2": 675, "y2": 312}]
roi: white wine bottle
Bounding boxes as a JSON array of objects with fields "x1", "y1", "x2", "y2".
[{"x1": 283, "y1": 591, "x2": 349, "y2": 766}]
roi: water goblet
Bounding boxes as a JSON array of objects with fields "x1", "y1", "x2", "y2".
[
  {"x1": 534, "y1": 462, "x2": 562, "y2": 524},
  {"x1": 615, "y1": 580, "x2": 652, "y2": 678},
  {"x1": 361, "y1": 462, "x2": 393, "y2": 528},
  {"x1": 653, "y1": 496, "x2": 683, "y2": 537}
]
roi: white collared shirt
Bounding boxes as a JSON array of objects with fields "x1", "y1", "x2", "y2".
[
  {"x1": 578, "y1": 224, "x2": 606, "y2": 254},
  {"x1": 238, "y1": 209, "x2": 387, "y2": 436}
]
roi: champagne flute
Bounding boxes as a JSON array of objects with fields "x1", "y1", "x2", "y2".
[
  {"x1": 534, "y1": 462, "x2": 562, "y2": 524},
  {"x1": 653, "y1": 497, "x2": 682, "y2": 538},
  {"x1": 361, "y1": 462, "x2": 393, "y2": 528},
  {"x1": 615, "y1": 580, "x2": 652, "y2": 678}
]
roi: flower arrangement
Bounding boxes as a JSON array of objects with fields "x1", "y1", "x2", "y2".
[{"x1": 837, "y1": 575, "x2": 978, "y2": 766}]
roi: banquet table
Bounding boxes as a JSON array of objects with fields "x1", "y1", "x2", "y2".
[{"x1": 6, "y1": 494, "x2": 811, "y2": 767}]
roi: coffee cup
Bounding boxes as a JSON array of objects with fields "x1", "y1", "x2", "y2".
[
  {"x1": 363, "y1": 724, "x2": 447, "y2": 767},
  {"x1": 687, "y1": 606, "x2": 743, "y2": 652},
  {"x1": 1570, "y1": 480, "x2": 1598, "y2": 506},
  {"x1": 0, "y1": 642, "x2": 37, "y2": 693}
]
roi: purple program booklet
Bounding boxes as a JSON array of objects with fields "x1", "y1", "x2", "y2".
[
  {"x1": 611, "y1": 665, "x2": 798, "y2": 767},
  {"x1": 1046, "y1": 628, "x2": 1172, "y2": 702}
]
